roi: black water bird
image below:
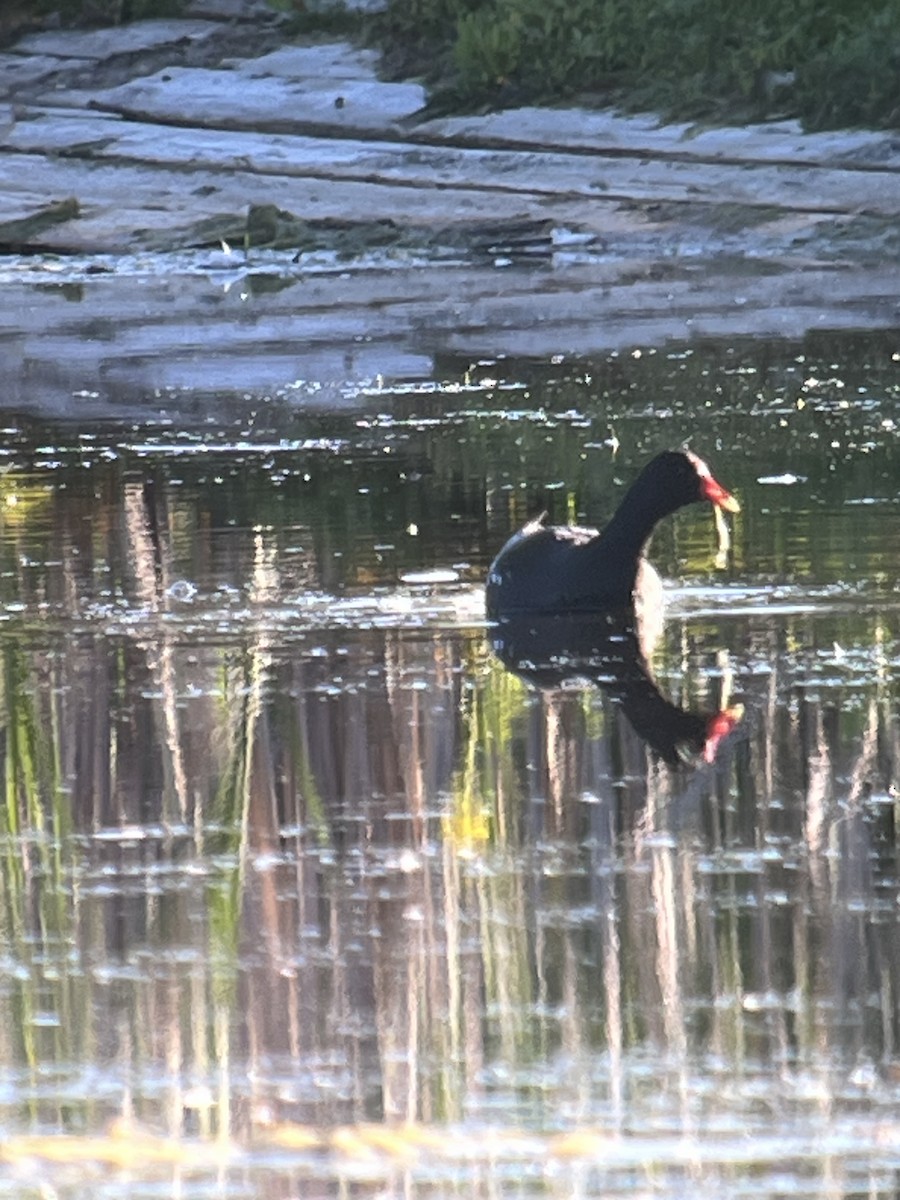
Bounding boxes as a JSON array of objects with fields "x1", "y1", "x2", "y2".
[
  {"x1": 485, "y1": 449, "x2": 739, "y2": 618},
  {"x1": 485, "y1": 449, "x2": 742, "y2": 764}
]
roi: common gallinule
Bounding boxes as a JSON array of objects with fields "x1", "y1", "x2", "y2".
[{"x1": 485, "y1": 450, "x2": 739, "y2": 618}]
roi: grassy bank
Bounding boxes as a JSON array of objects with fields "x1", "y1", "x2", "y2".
[
  {"x1": 376, "y1": 0, "x2": 900, "y2": 130},
  {"x1": 6, "y1": 0, "x2": 900, "y2": 132}
]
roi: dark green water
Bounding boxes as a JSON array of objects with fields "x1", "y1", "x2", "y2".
[{"x1": 1, "y1": 329, "x2": 900, "y2": 1196}]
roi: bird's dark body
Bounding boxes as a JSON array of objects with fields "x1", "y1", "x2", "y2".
[
  {"x1": 485, "y1": 522, "x2": 637, "y2": 616},
  {"x1": 485, "y1": 450, "x2": 737, "y2": 619}
]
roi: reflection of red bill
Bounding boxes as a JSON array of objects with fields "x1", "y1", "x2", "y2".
[{"x1": 703, "y1": 705, "x2": 744, "y2": 763}]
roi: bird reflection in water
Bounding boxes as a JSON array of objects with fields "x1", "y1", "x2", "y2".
[
  {"x1": 489, "y1": 609, "x2": 741, "y2": 767},
  {"x1": 485, "y1": 450, "x2": 742, "y2": 766}
]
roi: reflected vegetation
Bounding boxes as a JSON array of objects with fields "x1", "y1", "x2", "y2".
[{"x1": 0, "y1": 329, "x2": 899, "y2": 1193}]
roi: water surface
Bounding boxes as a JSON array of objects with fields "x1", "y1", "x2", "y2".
[{"x1": 1, "y1": 330, "x2": 900, "y2": 1196}]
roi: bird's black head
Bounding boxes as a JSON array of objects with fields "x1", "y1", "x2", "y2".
[{"x1": 640, "y1": 450, "x2": 740, "y2": 514}]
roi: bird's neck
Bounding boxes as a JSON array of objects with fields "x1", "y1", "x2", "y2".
[{"x1": 598, "y1": 480, "x2": 671, "y2": 564}]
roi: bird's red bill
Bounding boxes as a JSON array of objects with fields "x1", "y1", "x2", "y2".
[{"x1": 700, "y1": 474, "x2": 741, "y2": 513}]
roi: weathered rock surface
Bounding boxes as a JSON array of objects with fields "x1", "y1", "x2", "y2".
[{"x1": 1, "y1": 3, "x2": 899, "y2": 415}]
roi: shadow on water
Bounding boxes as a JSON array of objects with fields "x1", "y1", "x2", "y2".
[{"x1": 0, "y1": 330, "x2": 900, "y2": 1194}]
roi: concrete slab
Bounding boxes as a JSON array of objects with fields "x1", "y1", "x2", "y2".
[
  {"x1": 420, "y1": 108, "x2": 900, "y2": 170},
  {"x1": 238, "y1": 44, "x2": 383, "y2": 80},
  {"x1": 78, "y1": 62, "x2": 426, "y2": 134},
  {"x1": 11, "y1": 19, "x2": 224, "y2": 61},
  {"x1": 0, "y1": 146, "x2": 554, "y2": 253},
  {"x1": 5, "y1": 108, "x2": 900, "y2": 255},
  {"x1": 0, "y1": 53, "x2": 95, "y2": 98}
]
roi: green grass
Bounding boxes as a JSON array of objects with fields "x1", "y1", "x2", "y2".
[{"x1": 375, "y1": 0, "x2": 900, "y2": 129}]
